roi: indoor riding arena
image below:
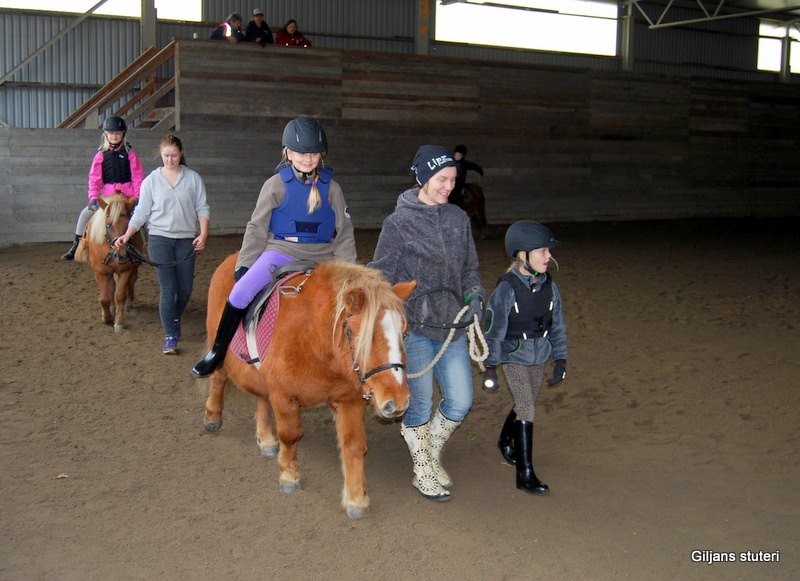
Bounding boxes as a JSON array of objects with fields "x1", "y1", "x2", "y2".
[{"x1": 1, "y1": 2, "x2": 798, "y2": 580}]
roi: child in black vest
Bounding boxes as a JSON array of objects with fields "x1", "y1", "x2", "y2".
[{"x1": 482, "y1": 220, "x2": 568, "y2": 494}]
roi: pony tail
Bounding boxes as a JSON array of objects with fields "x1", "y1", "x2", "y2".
[{"x1": 306, "y1": 169, "x2": 322, "y2": 213}]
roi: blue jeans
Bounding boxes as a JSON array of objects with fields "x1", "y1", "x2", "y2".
[
  {"x1": 148, "y1": 235, "x2": 196, "y2": 337},
  {"x1": 403, "y1": 332, "x2": 473, "y2": 427}
]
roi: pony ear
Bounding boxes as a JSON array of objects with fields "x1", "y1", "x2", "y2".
[
  {"x1": 124, "y1": 197, "x2": 138, "y2": 212},
  {"x1": 97, "y1": 198, "x2": 110, "y2": 210},
  {"x1": 344, "y1": 289, "x2": 367, "y2": 315},
  {"x1": 392, "y1": 281, "x2": 416, "y2": 302}
]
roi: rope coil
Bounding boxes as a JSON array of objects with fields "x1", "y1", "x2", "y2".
[{"x1": 407, "y1": 305, "x2": 489, "y2": 379}]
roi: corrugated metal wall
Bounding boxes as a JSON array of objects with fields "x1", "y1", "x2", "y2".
[{"x1": 1, "y1": 2, "x2": 794, "y2": 128}]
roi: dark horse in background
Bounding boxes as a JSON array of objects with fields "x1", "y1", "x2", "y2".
[
  {"x1": 83, "y1": 194, "x2": 144, "y2": 332},
  {"x1": 462, "y1": 183, "x2": 488, "y2": 238},
  {"x1": 201, "y1": 254, "x2": 415, "y2": 519}
]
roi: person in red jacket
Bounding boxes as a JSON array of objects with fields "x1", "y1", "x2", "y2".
[{"x1": 274, "y1": 19, "x2": 312, "y2": 47}]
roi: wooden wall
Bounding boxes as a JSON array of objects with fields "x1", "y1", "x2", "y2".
[{"x1": 1, "y1": 40, "x2": 798, "y2": 247}]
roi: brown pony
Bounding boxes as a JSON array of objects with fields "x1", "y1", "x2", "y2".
[
  {"x1": 463, "y1": 183, "x2": 488, "y2": 238},
  {"x1": 202, "y1": 253, "x2": 415, "y2": 519},
  {"x1": 84, "y1": 194, "x2": 144, "y2": 332}
]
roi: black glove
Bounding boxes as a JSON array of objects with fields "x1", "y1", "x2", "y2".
[
  {"x1": 482, "y1": 367, "x2": 499, "y2": 392},
  {"x1": 88, "y1": 199, "x2": 99, "y2": 211},
  {"x1": 464, "y1": 291, "x2": 484, "y2": 323},
  {"x1": 234, "y1": 266, "x2": 249, "y2": 282},
  {"x1": 547, "y1": 359, "x2": 567, "y2": 386}
]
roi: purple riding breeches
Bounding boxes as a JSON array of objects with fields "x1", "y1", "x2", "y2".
[{"x1": 228, "y1": 249, "x2": 294, "y2": 309}]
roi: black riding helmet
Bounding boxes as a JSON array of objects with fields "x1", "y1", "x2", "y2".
[
  {"x1": 505, "y1": 220, "x2": 560, "y2": 258},
  {"x1": 103, "y1": 116, "x2": 127, "y2": 132},
  {"x1": 282, "y1": 117, "x2": 328, "y2": 154}
]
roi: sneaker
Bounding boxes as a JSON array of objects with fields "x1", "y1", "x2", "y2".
[
  {"x1": 163, "y1": 336, "x2": 178, "y2": 355},
  {"x1": 173, "y1": 319, "x2": 181, "y2": 342}
]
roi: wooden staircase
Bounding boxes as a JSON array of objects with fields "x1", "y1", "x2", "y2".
[{"x1": 59, "y1": 39, "x2": 177, "y2": 130}]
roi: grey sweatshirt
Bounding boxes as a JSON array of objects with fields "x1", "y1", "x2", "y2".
[
  {"x1": 369, "y1": 188, "x2": 485, "y2": 342},
  {"x1": 130, "y1": 166, "x2": 210, "y2": 238}
]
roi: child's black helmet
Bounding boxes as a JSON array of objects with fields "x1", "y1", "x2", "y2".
[
  {"x1": 103, "y1": 116, "x2": 127, "y2": 132},
  {"x1": 505, "y1": 220, "x2": 560, "y2": 258},
  {"x1": 282, "y1": 117, "x2": 328, "y2": 154}
]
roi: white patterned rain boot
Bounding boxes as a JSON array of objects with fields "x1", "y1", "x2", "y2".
[
  {"x1": 428, "y1": 407, "x2": 462, "y2": 488},
  {"x1": 401, "y1": 422, "x2": 450, "y2": 501}
]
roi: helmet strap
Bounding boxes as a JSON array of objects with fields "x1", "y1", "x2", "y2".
[{"x1": 518, "y1": 251, "x2": 541, "y2": 277}]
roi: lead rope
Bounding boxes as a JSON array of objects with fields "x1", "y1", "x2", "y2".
[{"x1": 407, "y1": 305, "x2": 489, "y2": 379}]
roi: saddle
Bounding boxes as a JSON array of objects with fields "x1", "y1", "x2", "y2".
[{"x1": 229, "y1": 260, "x2": 316, "y2": 367}]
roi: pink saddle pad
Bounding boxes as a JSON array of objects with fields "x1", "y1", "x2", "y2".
[{"x1": 228, "y1": 271, "x2": 305, "y2": 365}]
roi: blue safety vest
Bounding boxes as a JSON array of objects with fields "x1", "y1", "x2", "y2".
[{"x1": 269, "y1": 166, "x2": 336, "y2": 243}]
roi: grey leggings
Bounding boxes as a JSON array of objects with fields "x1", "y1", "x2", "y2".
[
  {"x1": 74, "y1": 206, "x2": 95, "y2": 236},
  {"x1": 501, "y1": 363, "x2": 545, "y2": 422}
]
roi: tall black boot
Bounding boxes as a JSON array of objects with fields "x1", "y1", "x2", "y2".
[
  {"x1": 61, "y1": 235, "x2": 81, "y2": 261},
  {"x1": 514, "y1": 420, "x2": 549, "y2": 494},
  {"x1": 497, "y1": 408, "x2": 516, "y2": 465},
  {"x1": 191, "y1": 301, "x2": 246, "y2": 378}
]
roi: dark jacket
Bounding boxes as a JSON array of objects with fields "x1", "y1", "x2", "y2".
[
  {"x1": 245, "y1": 20, "x2": 274, "y2": 45},
  {"x1": 210, "y1": 21, "x2": 244, "y2": 42},
  {"x1": 369, "y1": 188, "x2": 485, "y2": 342},
  {"x1": 451, "y1": 158, "x2": 484, "y2": 208},
  {"x1": 484, "y1": 268, "x2": 568, "y2": 367}
]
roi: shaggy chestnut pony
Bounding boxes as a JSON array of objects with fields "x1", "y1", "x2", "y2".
[
  {"x1": 201, "y1": 252, "x2": 415, "y2": 519},
  {"x1": 84, "y1": 194, "x2": 144, "y2": 332}
]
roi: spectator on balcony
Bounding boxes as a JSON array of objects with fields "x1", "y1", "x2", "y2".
[
  {"x1": 274, "y1": 19, "x2": 312, "y2": 47},
  {"x1": 245, "y1": 8, "x2": 274, "y2": 46},
  {"x1": 210, "y1": 12, "x2": 245, "y2": 43}
]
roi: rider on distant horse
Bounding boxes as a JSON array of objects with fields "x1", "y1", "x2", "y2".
[
  {"x1": 192, "y1": 117, "x2": 357, "y2": 378},
  {"x1": 62, "y1": 116, "x2": 144, "y2": 260},
  {"x1": 449, "y1": 144, "x2": 484, "y2": 210}
]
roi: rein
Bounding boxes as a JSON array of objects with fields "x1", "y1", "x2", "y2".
[
  {"x1": 341, "y1": 317, "x2": 405, "y2": 401},
  {"x1": 102, "y1": 223, "x2": 140, "y2": 265},
  {"x1": 120, "y1": 240, "x2": 195, "y2": 268}
]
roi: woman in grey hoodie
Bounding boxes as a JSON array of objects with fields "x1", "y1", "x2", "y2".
[{"x1": 369, "y1": 145, "x2": 485, "y2": 501}]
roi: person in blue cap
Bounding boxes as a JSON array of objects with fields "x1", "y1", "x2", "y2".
[
  {"x1": 482, "y1": 220, "x2": 568, "y2": 494},
  {"x1": 369, "y1": 144, "x2": 485, "y2": 502}
]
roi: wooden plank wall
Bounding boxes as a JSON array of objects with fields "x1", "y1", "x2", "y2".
[{"x1": 1, "y1": 40, "x2": 798, "y2": 247}]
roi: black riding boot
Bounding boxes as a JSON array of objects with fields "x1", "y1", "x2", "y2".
[
  {"x1": 191, "y1": 301, "x2": 246, "y2": 378},
  {"x1": 514, "y1": 420, "x2": 549, "y2": 494},
  {"x1": 497, "y1": 408, "x2": 516, "y2": 465},
  {"x1": 61, "y1": 235, "x2": 81, "y2": 261}
]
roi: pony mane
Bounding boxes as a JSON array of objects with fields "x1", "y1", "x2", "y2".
[
  {"x1": 326, "y1": 261, "x2": 406, "y2": 370},
  {"x1": 88, "y1": 195, "x2": 126, "y2": 243}
]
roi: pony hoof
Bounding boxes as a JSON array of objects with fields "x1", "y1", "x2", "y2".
[
  {"x1": 203, "y1": 418, "x2": 222, "y2": 433},
  {"x1": 259, "y1": 444, "x2": 279, "y2": 458},
  {"x1": 279, "y1": 481, "x2": 302, "y2": 494},
  {"x1": 346, "y1": 506, "x2": 369, "y2": 520},
  {"x1": 113, "y1": 324, "x2": 125, "y2": 333}
]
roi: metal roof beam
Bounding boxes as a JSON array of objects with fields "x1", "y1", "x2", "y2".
[
  {"x1": 0, "y1": 0, "x2": 111, "y2": 86},
  {"x1": 627, "y1": 0, "x2": 800, "y2": 29}
]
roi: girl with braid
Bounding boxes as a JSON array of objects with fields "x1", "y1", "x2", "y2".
[{"x1": 192, "y1": 117, "x2": 356, "y2": 377}]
